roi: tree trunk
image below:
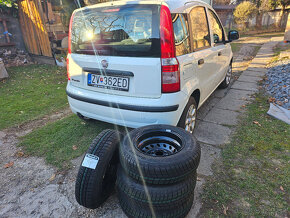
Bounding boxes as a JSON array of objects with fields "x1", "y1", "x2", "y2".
[
  {"x1": 278, "y1": 6, "x2": 286, "y2": 28},
  {"x1": 256, "y1": 13, "x2": 263, "y2": 29}
]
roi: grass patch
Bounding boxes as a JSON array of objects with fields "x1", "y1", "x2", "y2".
[
  {"x1": 19, "y1": 115, "x2": 117, "y2": 169},
  {"x1": 201, "y1": 93, "x2": 289, "y2": 217},
  {"x1": 0, "y1": 64, "x2": 68, "y2": 130},
  {"x1": 231, "y1": 42, "x2": 242, "y2": 53}
]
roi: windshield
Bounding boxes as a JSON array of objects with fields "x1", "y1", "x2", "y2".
[{"x1": 71, "y1": 4, "x2": 161, "y2": 57}]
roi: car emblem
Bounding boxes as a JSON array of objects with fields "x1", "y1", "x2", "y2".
[{"x1": 101, "y1": 60, "x2": 108, "y2": 69}]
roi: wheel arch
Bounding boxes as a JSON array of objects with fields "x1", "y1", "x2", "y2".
[{"x1": 191, "y1": 89, "x2": 201, "y2": 108}]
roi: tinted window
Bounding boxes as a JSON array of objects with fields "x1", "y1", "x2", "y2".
[
  {"x1": 189, "y1": 7, "x2": 210, "y2": 51},
  {"x1": 209, "y1": 10, "x2": 224, "y2": 44},
  {"x1": 71, "y1": 5, "x2": 160, "y2": 57},
  {"x1": 172, "y1": 13, "x2": 190, "y2": 56}
]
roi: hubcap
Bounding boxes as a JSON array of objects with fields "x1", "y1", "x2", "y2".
[
  {"x1": 226, "y1": 65, "x2": 232, "y2": 84},
  {"x1": 185, "y1": 104, "x2": 196, "y2": 134}
]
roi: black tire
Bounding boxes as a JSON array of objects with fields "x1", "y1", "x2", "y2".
[
  {"x1": 119, "y1": 125, "x2": 200, "y2": 185},
  {"x1": 75, "y1": 129, "x2": 122, "y2": 209},
  {"x1": 219, "y1": 62, "x2": 232, "y2": 89},
  {"x1": 77, "y1": 113, "x2": 91, "y2": 122},
  {"x1": 117, "y1": 167, "x2": 196, "y2": 209},
  {"x1": 177, "y1": 96, "x2": 197, "y2": 134},
  {"x1": 119, "y1": 189, "x2": 194, "y2": 218}
]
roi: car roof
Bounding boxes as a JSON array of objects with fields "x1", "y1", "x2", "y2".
[{"x1": 75, "y1": 0, "x2": 213, "y2": 14}]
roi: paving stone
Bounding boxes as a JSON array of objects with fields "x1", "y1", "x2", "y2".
[
  {"x1": 197, "y1": 143, "x2": 221, "y2": 176},
  {"x1": 203, "y1": 108, "x2": 240, "y2": 126},
  {"x1": 237, "y1": 74, "x2": 262, "y2": 83},
  {"x1": 213, "y1": 88, "x2": 229, "y2": 98},
  {"x1": 231, "y1": 81, "x2": 258, "y2": 91},
  {"x1": 226, "y1": 89, "x2": 255, "y2": 101},
  {"x1": 198, "y1": 96, "x2": 220, "y2": 120},
  {"x1": 194, "y1": 121, "x2": 232, "y2": 145},
  {"x1": 242, "y1": 70, "x2": 265, "y2": 77},
  {"x1": 247, "y1": 67, "x2": 268, "y2": 73},
  {"x1": 215, "y1": 95, "x2": 248, "y2": 111},
  {"x1": 248, "y1": 63, "x2": 268, "y2": 68},
  {"x1": 188, "y1": 177, "x2": 205, "y2": 217}
]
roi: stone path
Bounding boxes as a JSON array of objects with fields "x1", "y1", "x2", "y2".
[
  {"x1": 189, "y1": 37, "x2": 283, "y2": 216},
  {"x1": 0, "y1": 37, "x2": 282, "y2": 218}
]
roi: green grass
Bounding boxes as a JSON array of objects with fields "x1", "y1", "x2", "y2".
[
  {"x1": 230, "y1": 42, "x2": 242, "y2": 53},
  {"x1": 0, "y1": 64, "x2": 68, "y2": 130},
  {"x1": 19, "y1": 115, "x2": 118, "y2": 169},
  {"x1": 201, "y1": 93, "x2": 290, "y2": 217}
]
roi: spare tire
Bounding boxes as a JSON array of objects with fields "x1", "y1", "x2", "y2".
[
  {"x1": 117, "y1": 167, "x2": 196, "y2": 209},
  {"x1": 75, "y1": 129, "x2": 122, "y2": 209},
  {"x1": 119, "y1": 125, "x2": 200, "y2": 185}
]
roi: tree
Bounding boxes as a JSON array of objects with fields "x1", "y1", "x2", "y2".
[
  {"x1": 269, "y1": 0, "x2": 290, "y2": 28},
  {"x1": 213, "y1": 0, "x2": 231, "y2": 5},
  {"x1": 234, "y1": 1, "x2": 258, "y2": 29},
  {"x1": 251, "y1": 0, "x2": 271, "y2": 29}
]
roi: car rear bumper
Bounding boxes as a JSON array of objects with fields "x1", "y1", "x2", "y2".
[{"x1": 66, "y1": 83, "x2": 188, "y2": 128}]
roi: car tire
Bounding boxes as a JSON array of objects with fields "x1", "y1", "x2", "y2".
[
  {"x1": 118, "y1": 188, "x2": 194, "y2": 218},
  {"x1": 119, "y1": 125, "x2": 200, "y2": 185},
  {"x1": 219, "y1": 63, "x2": 232, "y2": 89},
  {"x1": 117, "y1": 167, "x2": 196, "y2": 209},
  {"x1": 178, "y1": 96, "x2": 197, "y2": 134},
  {"x1": 77, "y1": 113, "x2": 91, "y2": 122},
  {"x1": 75, "y1": 129, "x2": 122, "y2": 209}
]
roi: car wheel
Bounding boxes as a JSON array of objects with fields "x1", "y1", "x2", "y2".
[
  {"x1": 219, "y1": 63, "x2": 232, "y2": 89},
  {"x1": 75, "y1": 129, "x2": 122, "y2": 209},
  {"x1": 178, "y1": 97, "x2": 197, "y2": 134},
  {"x1": 77, "y1": 112, "x2": 91, "y2": 121},
  {"x1": 117, "y1": 167, "x2": 196, "y2": 209},
  {"x1": 119, "y1": 125, "x2": 200, "y2": 185}
]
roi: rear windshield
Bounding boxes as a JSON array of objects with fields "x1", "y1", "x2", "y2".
[{"x1": 71, "y1": 4, "x2": 161, "y2": 57}]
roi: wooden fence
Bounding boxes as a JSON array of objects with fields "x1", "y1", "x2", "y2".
[{"x1": 18, "y1": 0, "x2": 52, "y2": 57}]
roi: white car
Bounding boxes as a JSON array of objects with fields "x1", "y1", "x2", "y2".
[{"x1": 66, "y1": 0, "x2": 239, "y2": 133}]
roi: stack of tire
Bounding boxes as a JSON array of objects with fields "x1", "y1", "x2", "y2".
[
  {"x1": 75, "y1": 125, "x2": 200, "y2": 218},
  {"x1": 117, "y1": 125, "x2": 201, "y2": 218}
]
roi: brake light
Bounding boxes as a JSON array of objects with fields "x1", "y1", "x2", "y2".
[
  {"x1": 68, "y1": 12, "x2": 74, "y2": 54},
  {"x1": 66, "y1": 58, "x2": 70, "y2": 80},
  {"x1": 67, "y1": 13, "x2": 74, "y2": 81},
  {"x1": 160, "y1": 5, "x2": 180, "y2": 93}
]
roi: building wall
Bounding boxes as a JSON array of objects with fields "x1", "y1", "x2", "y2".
[{"x1": 0, "y1": 14, "x2": 26, "y2": 50}]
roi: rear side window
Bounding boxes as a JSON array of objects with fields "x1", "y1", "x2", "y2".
[
  {"x1": 189, "y1": 7, "x2": 211, "y2": 51},
  {"x1": 172, "y1": 13, "x2": 190, "y2": 56},
  {"x1": 71, "y1": 4, "x2": 160, "y2": 57},
  {"x1": 208, "y1": 9, "x2": 224, "y2": 44}
]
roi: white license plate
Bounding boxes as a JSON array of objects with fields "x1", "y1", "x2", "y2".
[{"x1": 87, "y1": 74, "x2": 129, "y2": 91}]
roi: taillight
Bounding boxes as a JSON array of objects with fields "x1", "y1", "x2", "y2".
[
  {"x1": 67, "y1": 13, "x2": 74, "y2": 81},
  {"x1": 160, "y1": 5, "x2": 180, "y2": 93},
  {"x1": 66, "y1": 58, "x2": 70, "y2": 80}
]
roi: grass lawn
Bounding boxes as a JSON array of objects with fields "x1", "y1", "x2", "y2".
[
  {"x1": 19, "y1": 115, "x2": 119, "y2": 169},
  {"x1": 200, "y1": 93, "x2": 289, "y2": 217},
  {"x1": 0, "y1": 64, "x2": 68, "y2": 130}
]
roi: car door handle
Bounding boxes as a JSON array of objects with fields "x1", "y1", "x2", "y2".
[
  {"x1": 218, "y1": 51, "x2": 222, "y2": 56},
  {"x1": 198, "y1": 59, "x2": 204, "y2": 65}
]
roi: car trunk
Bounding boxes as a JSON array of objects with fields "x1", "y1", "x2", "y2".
[{"x1": 68, "y1": 3, "x2": 162, "y2": 99}]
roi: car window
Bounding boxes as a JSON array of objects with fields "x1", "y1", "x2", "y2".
[
  {"x1": 172, "y1": 13, "x2": 190, "y2": 56},
  {"x1": 208, "y1": 9, "x2": 224, "y2": 45},
  {"x1": 189, "y1": 7, "x2": 210, "y2": 51}
]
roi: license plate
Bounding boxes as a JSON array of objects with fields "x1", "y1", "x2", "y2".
[{"x1": 87, "y1": 74, "x2": 129, "y2": 91}]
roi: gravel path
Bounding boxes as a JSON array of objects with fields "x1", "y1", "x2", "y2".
[{"x1": 264, "y1": 59, "x2": 290, "y2": 109}]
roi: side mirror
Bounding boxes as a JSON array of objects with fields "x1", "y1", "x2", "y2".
[{"x1": 228, "y1": 30, "x2": 239, "y2": 42}]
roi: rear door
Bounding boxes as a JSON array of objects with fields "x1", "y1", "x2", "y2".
[
  {"x1": 207, "y1": 8, "x2": 229, "y2": 86},
  {"x1": 69, "y1": 4, "x2": 162, "y2": 99},
  {"x1": 187, "y1": 6, "x2": 216, "y2": 102}
]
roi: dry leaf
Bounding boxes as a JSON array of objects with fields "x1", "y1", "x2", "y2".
[
  {"x1": 49, "y1": 174, "x2": 56, "y2": 182},
  {"x1": 222, "y1": 204, "x2": 229, "y2": 215},
  {"x1": 15, "y1": 151, "x2": 24, "y2": 157},
  {"x1": 280, "y1": 186, "x2": 284, "y2": 191},
  {"x1": 72, "y1": 145, "x2": 78, "y2": 150},
  {"x1": 253, "y1": 121, "x2": 261, "y2": 126},
  {"x1": 241, "y1": 105, "x2": 246, "y2": 108},
  {"x1": 4, "y1": 161, "x2": 14, "y2": 168},
  {"x1": 268, "y1": 97, "x2": 276, "y2": 103}
]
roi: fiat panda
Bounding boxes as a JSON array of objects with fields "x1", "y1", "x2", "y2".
[{"x1": 66, "y1": 0, "x2": 239, "y2": 133}]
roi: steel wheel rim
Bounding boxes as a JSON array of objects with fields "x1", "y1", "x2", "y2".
[
  {"x1": 185, "y1": 104, "x2": 196, "y2": 134},
  {"x1": 136, "y1": 130, "x2": 183, "y2": 157},
  {"x1": 226, "y1": 65, "x2": 232, "y2": 84}
]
